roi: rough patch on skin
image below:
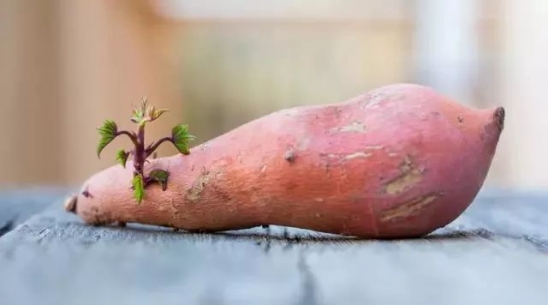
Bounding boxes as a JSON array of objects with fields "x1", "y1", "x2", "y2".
[
  {"x1": 324, "y1": 146, "x2": 382, "y2": 162},
  {"x1": 186, "y1": 169, "x2": 222, "y2": 202},
  {"x1": 198, "y1": 141, "x2": 212, "y2": 153},
  {"x1": 364, "y1": 145, "x2": 384, "y2": 150},
  {"x1": 380, "y1": 193, "x2": 440, "y2": 222},
  {"x1": 342, "y1": 152, "x2": 373, "y2": 161},
  {"x1": 284, "y1": 150, "x2": 296, "y2": 163},
  {"x1": 363, "y1": 92, "x2": 387, "y2": 109},
  {"x1": 324, "y1": 154, "x2": 338, "y2": 159},
  {"x1": 330, "y1": 121, "x2": 366, "y2": 134},
  {"x1": 384, "y1": 156, "x2": 423, "y2": 195}
]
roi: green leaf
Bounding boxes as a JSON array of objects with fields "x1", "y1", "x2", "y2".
[
  {"x1": 132, "y1": 174, "x2": 145, "y2": 204},
  {"x1": 97, "y1": 120, "x2": 118, "y2": 158},
  {"x1": 149, "y1": 108, "x2": 168, "y2": 121},
  {"x1": 116, "y1": 149, "x2": 129, "y2": 168},
  {"x1": 171, "y1": 124, "x2": 196, "y2": 155},
  {"x1": 149, "y1": 169, "x2": 169, "y2": 191}
]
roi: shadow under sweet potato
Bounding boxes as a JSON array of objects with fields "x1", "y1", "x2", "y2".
[{"x1": 75, "y1": 220, "x2": 548, "y2": 253}]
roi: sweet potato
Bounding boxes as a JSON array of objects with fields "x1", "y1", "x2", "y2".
[{"x1": 65, "y1": 83, "x2": 505, "y2": 239}]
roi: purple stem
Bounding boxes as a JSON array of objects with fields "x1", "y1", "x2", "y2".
[
  {"x1": 117, "y1": 130, "x2": 139, "y2": 147},
  {"x1": 133, "y1": 125, "x2": 146, "y2": 177},
  {"x1": 145, "y1": 136, "x2": 173, "y2": 158}
]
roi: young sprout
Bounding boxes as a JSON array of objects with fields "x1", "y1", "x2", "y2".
[{"x1": 96, "y1": 97, "x2": 195, "y2": 203}]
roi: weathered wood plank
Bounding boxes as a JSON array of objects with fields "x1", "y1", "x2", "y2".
[{"x1": 0, "y1": 189, "x2": 547, "y2": 305}]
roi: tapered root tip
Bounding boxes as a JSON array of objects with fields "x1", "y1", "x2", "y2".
[
  {"x1": 64, "y1": 195, "x2": 77, "y2": 214},
  {"x1": 494, "y1": 106, "x2": 505, "y2": 131}
]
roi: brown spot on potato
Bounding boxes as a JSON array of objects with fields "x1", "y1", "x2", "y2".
[
  {"x1": 186, "y1": 169, "x2": 222, "y2": 202},
  {"x1": 82, "y1": 186, "x2": 93, "y2": 198},
  {"x1": 380, "y1": 193, "x2": 440, "y2": 222},
  {"x1": 284, "y1": 150, "x2": 296, "y2": 163},
  {"x1": 384, "y1": 156, "x2": 423, "y2": 195}
]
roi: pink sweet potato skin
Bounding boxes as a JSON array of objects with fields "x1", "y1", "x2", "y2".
[{"x1": 68, "y1": 83, "x2": 504, "y2": 239}]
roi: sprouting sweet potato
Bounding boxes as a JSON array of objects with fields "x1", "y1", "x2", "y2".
[{"x1": 65, "y1": 83, "x2": 505, "y2": 239}]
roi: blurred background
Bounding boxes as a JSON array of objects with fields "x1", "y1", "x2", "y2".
[{"x1": 0, "y1": 0, "x2": 546, "y2": 191}]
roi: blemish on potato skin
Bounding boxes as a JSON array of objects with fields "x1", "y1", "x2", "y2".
[
  {"x1": 284, "y1": 150, "x2": 296, "y2": 163},
  {"x1": 364, "y1": 145, "x2": 384, "y2": 150},
  {"x1": 186, "y1": 169, "x2": 222, "y2": 202},
  {"x1": 323, "y1": 146, "x2": 381, "y2": 162},
  {"x1": 330, "y1": 121, "x2": 366, "y2": 134},
  {"x1": 380, "y1": 193, "x2": 441, "y2": 222},
  {"x1": 82, "y1": 186, "x2": 93, "y2": 198},
  {"x1": 343, "y1": 152, "x2": 373, "y2": 161},
  {"x1": 363, "y1": 92, "x2": 387, "y2": 109},
  {"x1": 324, "y1": 153, "x2": 338, "y2": 159},
  {"x1": 384, "y1": 156, "x2": 423, "y2": 195}
]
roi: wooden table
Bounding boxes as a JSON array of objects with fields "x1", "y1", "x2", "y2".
[{"x1": 1, "y1": 187, "x2": 547, "y2": 305}]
